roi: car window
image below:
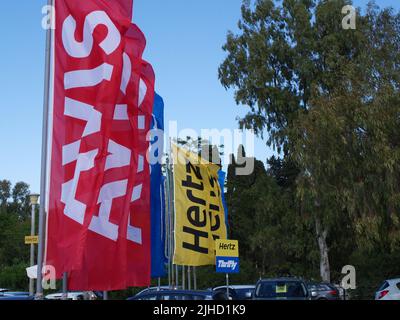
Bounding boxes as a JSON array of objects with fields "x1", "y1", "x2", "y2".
[
  {"x1": 396, "y1": 283, "x2": 400, "y2": 290},
  {"x1": 161, "y1": 294, "x2": 200, "y2": 301},
  {"x1": 161, "y1": 295, "x2": 177, "y2": 300},
  {"x1": 138, "y1": 294, "x2": 158, "y2": 301},
  {"x1": 318, "y1": 284, "x2": 332, "y2": 291},
  {"x1": 192, "y1": 295, "x2": 209, "y2": 300},
  {"x1": 162, "y1": 294, "x2": 188, "y2": 301},
  {"x1": 235, "y1": 288, "x2": 253, "y2": 299},
  {"x1": 213, "y1": 291, "x2": 229, "y2": 300},
  {"x1": 161, "y1": 294, "x2": 207, "y2": 301},
  {"x1": 220, "y1": 288, "x2": 237, "y2": 299},
  {"x1": 256, "y1": 281, "x2": 307, "y2": 298},
  {"x1": 378, "y1": 281, "x2": 389, "y2": 291}
]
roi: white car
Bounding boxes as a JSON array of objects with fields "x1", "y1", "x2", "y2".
[
  {"x1": 212, "y1": 285, "x2": 255, "y2": 300},
  {"x1": 45, "y1": 291, "x2": 97, "y2": 300},
  {"x1": 375, "y1": 279, "x2": 400, "y2": 300}
]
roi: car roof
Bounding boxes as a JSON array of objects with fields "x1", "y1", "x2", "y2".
[
  {"x1": 46, "y1": 292, "x2": 85, "y2": 297},
  {"x1": 1, "y1": 291, "x2": 30, "y2": 295},
  {"x1": 386, "y1": 278, "x2": 400, "y2": 284},
  {"x1": 214, "y1": 285, "x2": 255, "y2": 290},
  {"x1": 306, "y1": 281, "x2": 334, "y2": 286},
  {"x1": 0, "y1": 295, "x2": 34, "y2": 300},
  {"x1": 137, "y1": 290, "x2": 212, "y2": 296},
  {"x1": 129, "y1": 290, "x2": 214, "y2": 300},
  {"x1": 258, "y1": 277, "x2": 305, "y2": 282},
  {"x1": 154, "y1": 290, "x2": 210, "y2": 294}
]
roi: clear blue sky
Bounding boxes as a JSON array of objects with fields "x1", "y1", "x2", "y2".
[{"x1": 0, "y1": 0, "x2": 398, "y2": 193}]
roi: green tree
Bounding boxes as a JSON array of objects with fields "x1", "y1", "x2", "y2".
[
  {"x1": 0, "y1": 180, "x2": 11, "y2": 209},
  {"x1": 227, "y1": 146, "x2": 318, "y2": 279},
  {"x1": 0, "y1": 180, "x2": 31, "y2": 290},
  {"x1": 10, "y1": 182, "x2": 30, "y2": 218},
  {"x1": 219, "y1": 0, "x2": 400, "y2": 282}
]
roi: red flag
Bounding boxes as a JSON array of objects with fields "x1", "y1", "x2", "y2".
[
  {"x1": 45, "y1": 0, "x2": 155, "y2": 290},
  {"x1": 125, "y1": 27, "x2": 155, "y2": 286}
]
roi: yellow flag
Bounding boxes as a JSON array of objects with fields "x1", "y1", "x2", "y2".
[{"x1": 172, "y1": 144, "x2": 227, "y2": 266}]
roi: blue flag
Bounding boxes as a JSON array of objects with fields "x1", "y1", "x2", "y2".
[{"x1": 150, "y1": 94, "x2": 167, "y2": 278}]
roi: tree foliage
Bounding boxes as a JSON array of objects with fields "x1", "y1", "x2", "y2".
[
  {"x1": 220, "y1": 0, "x2": 400, "y2": 291},
  {"x1": 0, "y1": 180, "x2": 31, "y2": 290}
]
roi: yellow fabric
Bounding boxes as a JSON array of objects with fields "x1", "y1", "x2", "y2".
[{"x1": 172, "y1": 144, "x2": 227, "y2": 266}]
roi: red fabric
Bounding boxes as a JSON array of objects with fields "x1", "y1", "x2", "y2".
[
  {"x1": 46, "y1": 0, "x2": 154, "y2": 291},
  {"x1": 125, "y1": 24, "x2": 155, "y2": 287}
]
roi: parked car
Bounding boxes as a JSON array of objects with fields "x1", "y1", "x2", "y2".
[
  {"x1": 135, "y1": 286, "x2": 181, "y2": 297},
  {"x1": 375, "y1": 279, "x2": 400, "y2": 300},
  {"x1": 306, "y1": 282, "x2": 341, "y2": 300},
  {"x1": 45, "y1": 291, "x2": 97, "y2": 300},
  {"x1": 0, "y1": 295, "x2": 34, "y2": 300},
  {"x1": 0, "y1": 291, "x2": 30, "y2": 297},
  {"x1": 253, "y1": 278, "x2": 311, "y2": 300},
  {"x1": 212, "y1": 285, "x2": 255, "y2": 300},
  {"x1": 127, "y1": 290, "x2": 228, "y2": 301}
]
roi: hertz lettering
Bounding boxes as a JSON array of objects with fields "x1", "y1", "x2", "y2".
[{"x1": 173, "y1": 145, "x2": 227, "y2": 266}]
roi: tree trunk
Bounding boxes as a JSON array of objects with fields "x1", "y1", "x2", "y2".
[{"x1": 315, "y1": 218, "x2": 330, "y2": 283}]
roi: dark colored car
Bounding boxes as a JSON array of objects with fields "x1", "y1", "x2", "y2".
[
  {"x1": 212, "y1": 285, "x2": 255, "y2": 300},
  {"x1": 0, "y1": 291, "x2": 30, "y2": 297},
  {"x1": 253, "y1": 278, "x2": 311, "y2": 300},
  {"x1": 0, "y1": 295, "x2": 34, "y2": 300},
  {"x1": 307, "y1": 282, "x2": 341, "y2": 300},
  {"x1": 0, "y1": 290, "x2": 33, "y2": 300},
  {"x1": 127, "y1": 290, "x2": 228, "y2": 301},
  {"x1": 134, "y1": 286, "x2": 181, "y2": 297}
]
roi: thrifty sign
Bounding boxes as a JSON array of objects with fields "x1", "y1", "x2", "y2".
[{"x1": 215, "y1": 239, "x2": 240, "y2": 274}]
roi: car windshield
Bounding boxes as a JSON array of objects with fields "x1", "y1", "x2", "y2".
[
  {"x1": 235, "y1": 288, "x2": 254, "y2": 299},
  {"x1": 318, "y1": 284, "x2": 334, "y2": 291},
  {"x1": 378, "y1": 281, "x2": 389, "y2": 291},
  {"x1": 160, "y1": 293, "x2": 211, "y2": 301},
  {"x1": 256, "y1": 281, "x2": 307, "y2": 298}
]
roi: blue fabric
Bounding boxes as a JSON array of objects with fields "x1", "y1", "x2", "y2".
[
  {"x1": 218, "y1": 170, "x2": 229, "y2": 235},
  {"x1": 150, "y1": 94, "x2": 167, "y2": 278}
]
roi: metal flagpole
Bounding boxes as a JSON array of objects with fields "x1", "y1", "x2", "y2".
[
  {"x1": 165, "y1": 179, "x2": 171, "y2": 289},
  {"x1": 175, "y1": 264, "x2": 179, "y2": 289},
  {"x1": 169, "y1": 138, "x2": 179, "y2": 290},
  {"x1": 165, "y1": 156, "x2": 172, "y2": 288},
  {"x1": 182, "y1": 265, "x2": 186, "y2": 290},
  {"x1": 193, "y1": 267, "x2": 197, "y2": 290},
  {"x1": 166, "y1": 138, "x2": 176, "y2": 289},
  {"x1": 170, "y1": 162, "x2": 175, "y2": 289},
  {"x1": 29, "y1": 195, "x2": 39, "y2": 296},
  {"x1": 29, "y1": 202, "x2": 35, "y2": 295},
  {"x1": 226, "y1": 274, "x2": 230, "y2": 300},
  {"x1": 62, "y1": 273, "x2": 68, "y2": 300},
  {"x1": 188, "y1": 266, "x2": 191, "y2": 290},
  {"x1": 36, "y1": 0, "x2": 53, "y2": 299}
]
